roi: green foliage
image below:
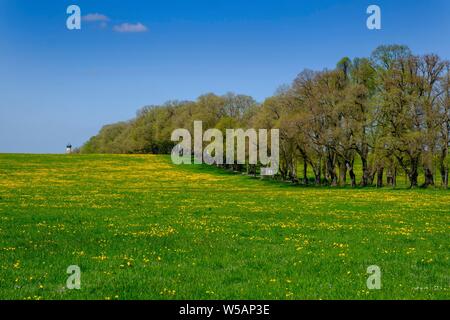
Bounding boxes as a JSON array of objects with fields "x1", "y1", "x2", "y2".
[{"x1": 80, "y1": 45, "x2": 450, "y2": 188}]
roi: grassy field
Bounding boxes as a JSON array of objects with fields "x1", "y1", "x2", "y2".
[{"x1": 0, "y1": 154, "x2": 448, "y2": 300}]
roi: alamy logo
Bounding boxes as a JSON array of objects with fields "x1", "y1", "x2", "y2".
[
  {"x1": 366, "y1": 5, "x2": 381, "y2": 30},
  {"x1": 66, "y1": 265, "x2": 81, "y2": 290},
  {"x1": 366, "y1": 265, "x2": 381, "y2": 290},
  {"x1": 171, "y1": 121, "x2": 279, "y2": 175},
  {"x1": 66, "y1": 5, "x2": 81, "y2": 30}
]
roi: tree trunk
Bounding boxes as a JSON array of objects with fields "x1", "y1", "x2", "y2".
[
  {"x1": 409, "y1": 157, "x2": 419, "y2": 188},
  {"x1": 361, "y1": 157, "x2": 369, "y2": 187},
  {"x1": 338, "y1": 160, "x2": 347, "y2": 186},
  {"x1": 322, "y1": 159, "x2": 328, "y2": 184},
  {"x1": 308, "y1": 157, "x2": 322, "y2": 186},
  {"x1": 376, "y1": 167, "x2": 384, "y2": 188},
  {"x1": 440, "y1": 164, "x2": 448, "y2": 189},
  {"x1": 391, "y1": 167, "x2": 397, "y2": 188},
  {"x1": 314, "y1": 173, "x2": 320, "y2": 185},
  {"x1": 444, "y1": 169, "x2": 449, "y2": 189},
  {"x1": 312, "y1": 159, "x2": 322, "y2": 185},
  {"x1": 421, "y1": 167, "x2": 435, "y2": 188},
  {"x1": 368, "y1": 169, "x2": 376, "y2": 186},
  {"x1": 347, "y1": 161, "x2": 356, "y2": 187},
  {"x1": 327, "y1": 151, "x2": 338, "y2": 186},
  {"x1": 409, "y1": 170, "x2": 419, "y2": 188},
  {"x1": 303, "y1": 159, "x2": 308, "y2": 185},
  {"x1": 386, "y1": 168, "x2": 393, "y2": 186},
  {"x1": 289, "y1": 158, "x2": 298, "y2": 183},
  {"x1": 440, "y1": 147, "x2": 448, "y2": 189},
  {"x1": 387, "y1": 164, "x2": 397, "y2": 187}
]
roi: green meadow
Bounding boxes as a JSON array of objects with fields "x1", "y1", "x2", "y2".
[{"x1": 0, "y1": 154, "x2": 448, "y2": 300}]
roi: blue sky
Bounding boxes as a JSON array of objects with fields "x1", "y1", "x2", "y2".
[{"x1": 1, "y1": 0, "x2": 449, "y2": 153}]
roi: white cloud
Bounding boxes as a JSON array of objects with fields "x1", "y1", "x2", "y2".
[
  {"x1": 113, "y1": 22, "x2": 148, "y2": 33},
  {"x1": 82, "y1": 13, "x2": 110, "y2": 22}
]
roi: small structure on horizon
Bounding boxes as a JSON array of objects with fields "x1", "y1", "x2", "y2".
[{"x1": 66, "y1": 143, "x2": 72, "y2": 154}]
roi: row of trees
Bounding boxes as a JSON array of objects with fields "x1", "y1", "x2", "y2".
[{"x1": 81, "y1": 45, "x2": 450, "y2": 188}]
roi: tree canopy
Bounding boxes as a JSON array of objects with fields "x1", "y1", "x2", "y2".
[{"x1": 81, "y1": 45, "x2": 450, "y2": 188}]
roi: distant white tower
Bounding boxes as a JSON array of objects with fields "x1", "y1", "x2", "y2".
[{"x1": 66, "y1": 143, "x2": 72, "y2": 154}]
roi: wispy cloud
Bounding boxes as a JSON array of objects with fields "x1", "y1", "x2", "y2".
[
  {"x1": 81, "y1": 14, "x2": 148, "y2": 33},
  {"x1": 113, "y1": 22, "x2": 148, "y2": 33},
  {"x1": 82, "y1": 13, "x2": 110, "y2": 22}
]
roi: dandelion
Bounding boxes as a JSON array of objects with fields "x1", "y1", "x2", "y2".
[{"x1": 92, "y1": 254, "x2": 108, "y2": 261}]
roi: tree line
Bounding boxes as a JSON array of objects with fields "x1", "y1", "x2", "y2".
[{"x1": 81, "y1": 45, "x2": 450, "y2": 189}]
